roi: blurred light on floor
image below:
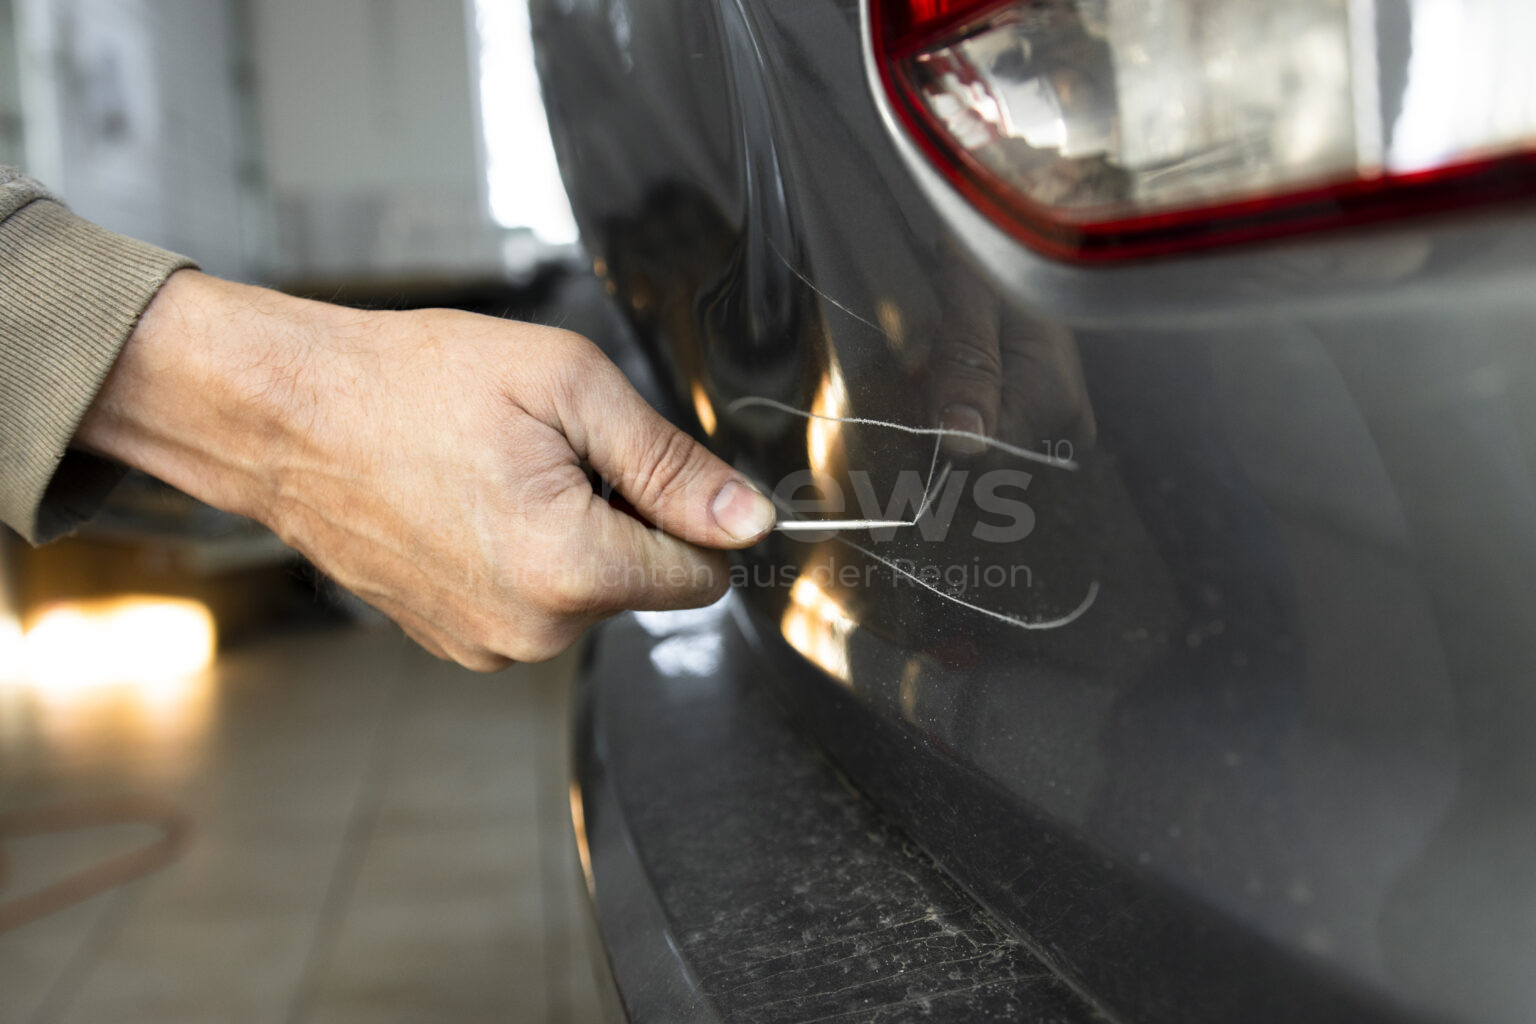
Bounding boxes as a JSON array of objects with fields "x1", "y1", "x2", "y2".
[
  {"x1": 0, "y1": 628, "x2": 601, "y2": 1021},
  {"x1": 473, "y1": 0, "x2": 579, "y2": 245},
  {"x1": 12, "y1": 596, "x2": 216, "y2": 693},
  {"x1": 0, "y1": 597, "x2": 217, "y2": 749}
]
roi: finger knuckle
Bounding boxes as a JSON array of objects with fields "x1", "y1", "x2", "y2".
[
  {"x1": 631, "y1": 429, "x2": 702, "y2": 507},
  {"x1": 533, "y1": 330, "x2": 607, "y2": 409},
  {"x1": 457, "y1": 649, "x2": 513, "y2": 673},
  {"x1": 506, "y1": 625, "x2": 575, "y2": 664},
  {"x1": 551, "y1": 329, "x2": 606, "y2": 374},
  {"x1": 541, "y1": 566, "x2": 602, "y2": 617}
]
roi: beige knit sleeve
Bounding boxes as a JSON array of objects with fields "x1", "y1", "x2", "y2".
[{"x1": 1, "y1": 167, "x2": 196, "y2": 544}]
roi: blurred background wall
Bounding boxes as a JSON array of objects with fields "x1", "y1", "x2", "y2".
[
  {"x1": 7, "y1": 0, "x2": 263, "y2": 278},
  {"x1": 255, "y1": 0, "x2": 499, "y2": 283},
  {"x1": 0, "y1": 0, "x2": 575, "y2": 285}
]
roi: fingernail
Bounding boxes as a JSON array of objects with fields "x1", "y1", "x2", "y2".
[
  {"x1": 712, "y1": 480, "x2": 776, "y2": 541},
  {"x1": 940, "y1": 403, "x2": 988, "y2": 455}
]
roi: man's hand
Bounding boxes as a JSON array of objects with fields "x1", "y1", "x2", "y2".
[{"x1": 76, "y1": 270, "x2": 774, "y2": 670}]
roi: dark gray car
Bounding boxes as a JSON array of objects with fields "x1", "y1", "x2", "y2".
[{"x1": 531, "y1": 1, "x2": 1536, "y2": 1020}]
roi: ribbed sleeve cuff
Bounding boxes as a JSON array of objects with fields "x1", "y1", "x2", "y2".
[{"x1": 0, "y1": 198, "x2": 196, "y2": 543}]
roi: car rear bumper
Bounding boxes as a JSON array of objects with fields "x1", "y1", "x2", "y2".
[{"x1": 570, "y1": 595, "x2": 1102, "y2": 1023}]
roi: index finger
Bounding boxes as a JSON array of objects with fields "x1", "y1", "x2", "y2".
[{"x1": 570, "y1": 494, "x2": 732, "y2": 613}]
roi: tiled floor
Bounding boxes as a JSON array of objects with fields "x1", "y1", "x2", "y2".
[{"x1": 0, "y1": 624, "x2": 604, "y2": 1024}]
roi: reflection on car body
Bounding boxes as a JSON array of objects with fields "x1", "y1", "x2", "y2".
[{"x1": 533, "y1": 0, "x2": 1536, "y2": 1020}]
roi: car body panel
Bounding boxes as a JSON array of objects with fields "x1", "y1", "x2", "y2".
[{"x1": 532, "y1": 1, "x2": 1536, "y2": 1020}]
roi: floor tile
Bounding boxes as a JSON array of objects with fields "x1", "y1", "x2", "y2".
[
  {"x1": 0, "y1": 624, "x2": 603, "y2": 1024},
  {"x1": 0, "y1": 894, "x2": 115, "y2": 1022},
  {"x1": 300, "y1": 823, "x2": 547, "y2": 1024},
  {"x1": 59, "y1": 908, "x2": 323, "y2": 1024}
]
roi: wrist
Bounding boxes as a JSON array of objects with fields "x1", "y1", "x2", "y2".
[{"x1": 75, "y1": 270, "x2": 329, "y2": 525}]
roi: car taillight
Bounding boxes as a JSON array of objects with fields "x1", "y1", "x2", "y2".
[{"x1": 870, "y1": 0, "x2": 1536, "y2": 261}]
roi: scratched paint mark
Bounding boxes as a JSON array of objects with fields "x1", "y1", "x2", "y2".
[
  {"x1": 728, "y1": 395, "x2": 1076, "y2": 471},
  {"x1": 775, "y1": 434, "x2": 950, "y2": 534},
  {"x1": 766, "y1": 236, "x2": 891, "y2": 339},
  {"x1": 835, "y1": 536, "x2": 1100, "y2": 632},
  {"x1": 756, "y1": 432, "x2": 1097, "y2": 630}
]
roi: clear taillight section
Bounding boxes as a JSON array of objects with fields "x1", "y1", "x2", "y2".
[{"x1": 871, "y1": 0, "x2": 1536, "y2": 260}]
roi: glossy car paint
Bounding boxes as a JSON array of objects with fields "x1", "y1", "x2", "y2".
[{"x1": 532, "y1": 0, "x2": 1536, "y2": 1020}]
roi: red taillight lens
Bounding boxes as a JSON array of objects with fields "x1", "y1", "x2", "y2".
[
  {"x1": 870, "y1": 0, "x2": 1536, "y2": 261},
  {"x1": 879, "y1": 0, "x2": 1005, "y2": 54}
]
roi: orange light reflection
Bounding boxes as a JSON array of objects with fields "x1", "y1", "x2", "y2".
[
  {"x1": 780, "y1": 575, "x2": 855, "y2": 685},
  {"x1": 806, "y1": 361, "x2": 850, "y2": 479},
  {"x1": 691, "y1": 380, "x2": 718, "y2": 436}
]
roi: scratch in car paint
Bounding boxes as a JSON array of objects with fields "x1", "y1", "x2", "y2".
[
  {"x1": 752, "y1": 433, "x2": 1097, "y2": 628},
  {"x1": 774, "y1": 434, "x2": 951, "y2": 533},
  {"x1": 767, "y1": 236, "x2": 893, "y2": 339},
  {"x1": 734, "y1": 394, "x2": 1096, "y2": 628},
  {"x1": 836, "y1": 537, "x2": 1101, "y2": 631},
  {"x1": 726, "y1": 395, "x2": 1078, "y2": 470}
]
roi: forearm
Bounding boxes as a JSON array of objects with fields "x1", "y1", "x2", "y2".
[{"x1": 75, "y1": 270, "x2": 335, "y2": 527}]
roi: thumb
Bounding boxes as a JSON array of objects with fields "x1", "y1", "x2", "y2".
[{"x1": 561, "y1": 354, "x2": 775, "y2": 548}]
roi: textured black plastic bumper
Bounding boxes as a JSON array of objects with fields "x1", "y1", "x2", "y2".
[{"x1": 571, "y1": 598, "x2": 1098, "y2": 1023}]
